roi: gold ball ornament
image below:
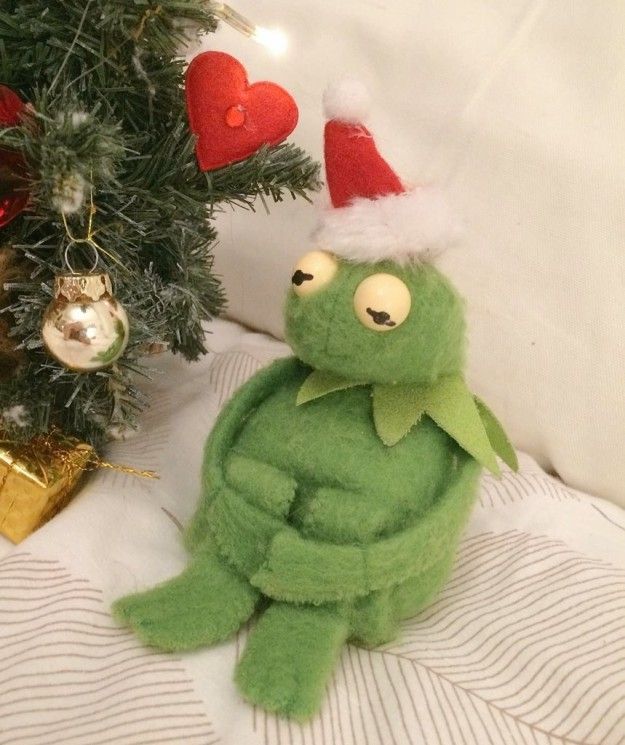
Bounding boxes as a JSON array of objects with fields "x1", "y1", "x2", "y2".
[{"x1": 42, "y1": 273, "x2": 129, "y2": 372}]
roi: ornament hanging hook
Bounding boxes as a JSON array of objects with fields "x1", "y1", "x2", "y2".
[
  {"x1": 60, "y1": 182, "x2": 126, "y2": 273},
  {"x1": 62, "y1": 238, "x2": 99, "y2": 275},
  {"x1": 61, "y1": 201, "x2": 100, "y2": 274}
]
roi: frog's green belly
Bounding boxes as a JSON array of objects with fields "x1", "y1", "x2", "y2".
[{"x1": 232, "y1": 368, "x2": 459, "y2": 543}]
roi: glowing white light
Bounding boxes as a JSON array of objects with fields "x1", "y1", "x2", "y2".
[
  {"x1": 209, "y1": 4, "x2": 289, "y2": 56},
  {"x1": 252, "y1": 26, "x2": 288, "y2": 56}
]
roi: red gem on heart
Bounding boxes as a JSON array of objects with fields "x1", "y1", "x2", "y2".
[
  {"x1": 225, "y1": 105, "x2": 246, "y2": 128},
  {"x1": 185, "y1": 51, "x2": 299, "y2": 172}
]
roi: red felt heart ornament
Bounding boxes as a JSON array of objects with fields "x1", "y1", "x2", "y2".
[{"x1": 185, "y1": 51, "x2": 299, "y2": 172}]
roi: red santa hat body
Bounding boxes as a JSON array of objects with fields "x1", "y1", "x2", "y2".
[{"x1": 314, "y1": 79, "x2": 460, "y2": 264}]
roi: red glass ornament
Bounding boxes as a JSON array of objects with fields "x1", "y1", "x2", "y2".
[
  {"x1": 0, "y1": 152, "x2": 28, "y2": 228},
  {"x1": 0, "y1": 85, "x2": 25, "y2": 127},
  {"x1": 0, "y1": 86, "x2": 28, "y2": 228}
]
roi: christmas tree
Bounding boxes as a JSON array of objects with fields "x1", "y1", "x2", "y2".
[{"x1": 0, "y1": 1, "x2": 319, "y2": 446}]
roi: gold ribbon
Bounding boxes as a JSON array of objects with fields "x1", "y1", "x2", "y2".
[{"x1": 0, "y1": 428, "x2": 159, "y2": 485}]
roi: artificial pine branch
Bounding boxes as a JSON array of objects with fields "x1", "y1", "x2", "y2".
[
  {"x1": 0, "y1": 1, "x2": 321, "y2": 445},
  {"x1": 205, "y1": 144, "x2": 323, "y2": 208}
]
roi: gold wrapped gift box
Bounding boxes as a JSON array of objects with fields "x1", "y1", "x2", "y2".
[{"x1": 0, "y1": 434, "x2": 93, "y2": 543}]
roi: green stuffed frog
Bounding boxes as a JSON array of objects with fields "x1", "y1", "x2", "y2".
[{"x1": 114, "y1": 81, "x2": 517, "y2": 720}]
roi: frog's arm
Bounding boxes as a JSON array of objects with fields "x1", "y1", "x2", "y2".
[
  {"x1": 184, "y1": 355, "x2": 301, "y2": 552},
  {"x1": 201, "y1": 356, "x2": 301, "y2": 489},
  {"x1": 249, "y1": 455, "x2": 481, "y2": 604}
]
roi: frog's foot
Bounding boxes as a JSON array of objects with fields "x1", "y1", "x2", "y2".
[
  {"x1": 235, "y1": 602, "x2": 348, "y2": 720},
  {"x1": 349, "y1": 552, "x2": 458, "y2": 647},
  {"x1": 393, "y1": 550, "x2": 457, "y2": 621},
  {"x1": 349, "y1": 587, "x2": 400, "y2": 647},
  {"x1": 113, "y1": 548, "x2": 259, "y2": 652}
]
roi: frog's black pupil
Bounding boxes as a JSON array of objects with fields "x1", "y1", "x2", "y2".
[
  {"x1": 367, "y1": 307, "x2": 396, "y2": 327},
  {"x1": 292, "y1": 270, "x2": 314, "y2": 286}
]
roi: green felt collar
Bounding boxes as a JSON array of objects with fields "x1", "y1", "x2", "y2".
[{"x1": 297, "y1": 369, "x2": 518, "y2": 477}]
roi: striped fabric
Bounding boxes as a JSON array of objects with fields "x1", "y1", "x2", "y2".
[
  {"x1": 1, "y1": 319, "x2": 624, "y2": 745},
  {"x1": 248, "y1": 527, "x2": 625, "y2": 745},
  {"x1": 0, "y1": 553, "x2": 217, "y2": 745}
]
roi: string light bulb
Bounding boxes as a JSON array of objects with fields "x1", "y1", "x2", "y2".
[
  {"x1": 252, "y1": 26, "x2": 288, "y2": 56},
  {"x1": 209, "y1": 3, "x2": 289, "y2": 56}
]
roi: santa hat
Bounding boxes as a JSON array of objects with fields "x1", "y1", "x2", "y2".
[{"x1": 314, "y1": 79, "x2": 460, "y2": 264}]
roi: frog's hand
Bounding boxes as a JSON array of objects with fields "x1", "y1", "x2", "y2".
[
  {"x1": 251, "y1": 456, "x2": 481, "y2": 604},
  {"x1": 185, "y1": 355, "x2": 301, "y2": 552},
  {"x1": 297, "y1": 486, "x2": 396, "y2": 543},
  {"x1": 225, "y1": 453, "x2": 296, "y2": 519}
]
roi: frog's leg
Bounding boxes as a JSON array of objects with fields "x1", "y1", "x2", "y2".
[
  {"x1": 349, "y1": 587, "x2": 400, "y2": 647},
  {"x1": 113, "y1": 538, "x2": 259, "y2": 651},
  {"x1": 235, "y1": 601, "x2": 349, "y2": 720},
  {"x1": 393, "y1": 549, "x2": 457, "y2": 621},
  {"x1": 349, "y1": 551, "x2": 456, "y2": 647}
]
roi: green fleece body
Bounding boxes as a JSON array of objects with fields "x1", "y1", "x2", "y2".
[
  {"x1": 114, "y1": 260, "x2": 512, "y2": 720},
  {"x1": 233, "y1": 364, "x2": 456, "y2": 542}
]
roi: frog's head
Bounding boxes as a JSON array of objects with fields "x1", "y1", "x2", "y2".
[
  {"x1": 286, "y1": 80, "x2": 464, "y2": 384},
  {"x1": 285, "y1": 251, "x2": 465, "y2": 385}
]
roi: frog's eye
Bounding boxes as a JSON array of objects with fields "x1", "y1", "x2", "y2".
[
  {"x1": 353, "y1": 273, "x2": 411, "y2": 332},
  {"x1": 291, "y1": 250, "x2": 338, "y2": 296}
]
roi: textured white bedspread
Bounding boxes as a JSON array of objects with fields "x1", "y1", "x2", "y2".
[{"x1": 1, "y1": 320, "x2": 624, "y2": 745}]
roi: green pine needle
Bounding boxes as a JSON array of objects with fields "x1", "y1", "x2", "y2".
[{"x1": 0, "y1": 0, "x2": 320, "y2": 445}]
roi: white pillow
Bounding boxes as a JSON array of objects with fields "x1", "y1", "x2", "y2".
[{"x1": 191, "y1": 1, "x2": 625, "y2": 507}]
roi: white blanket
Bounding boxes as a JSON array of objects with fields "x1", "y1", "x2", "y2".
[{"x1": 1, "y1": 319, "x2": 624, "y2": 745}]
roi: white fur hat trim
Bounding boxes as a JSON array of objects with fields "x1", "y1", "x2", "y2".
[{"x1": 313, "y1": 187, "x2": 462, "y2": 264}]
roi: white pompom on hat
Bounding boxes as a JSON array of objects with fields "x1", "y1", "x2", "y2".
[
  {"x1": 322, "y1": 77, "x2": 371, "y2": 124},
  {"x1": 314, "y1": 79, "x2": 461, "y2": 264}
]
